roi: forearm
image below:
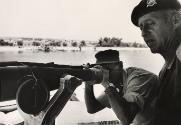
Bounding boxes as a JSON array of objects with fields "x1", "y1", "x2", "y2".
[
  {"x1": 84, "y1": 84, "x2": 104, "y2": 113},
  {"x1": 105, "y1": 87, "x2": 138, "y2": 125},
  {"x1": 42, "y1": 87, "x2": 74, "y2": 125}
]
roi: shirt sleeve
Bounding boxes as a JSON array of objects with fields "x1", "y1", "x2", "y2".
[{"x1": 123, "y1": 68, "x2": 159, "y2": 110}]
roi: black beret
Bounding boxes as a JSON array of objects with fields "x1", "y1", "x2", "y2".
[
  {"x1": 131, "y1": 0, "x2": 181, "y2": 26},
  {"x1": 95, "y1": 49, "x2": 120, "y2": 64}
]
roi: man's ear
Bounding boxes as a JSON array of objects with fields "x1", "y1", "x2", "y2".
[{"x1": 172, "y1": 13, "x2": 181, "y2": 29}]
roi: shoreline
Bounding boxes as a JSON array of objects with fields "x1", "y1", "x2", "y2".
[{"x1": 0, "y1": 46, "x2": 149, "y2": 52}]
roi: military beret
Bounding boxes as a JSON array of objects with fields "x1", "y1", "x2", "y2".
[
  {"x1": 95, "y1": 49, "x2": 120, "y2": 64},
  {"x1": 131, "y1": 0, "x2": 181, "y2": 26}
]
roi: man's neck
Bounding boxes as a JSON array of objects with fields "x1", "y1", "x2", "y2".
[
  {"x1": 159, "y1": 50, "x2": 175, "y2": 80},
  {"x1": 162, "y1": 50, "x2": 175, "y2": 66},
  {"x1": 161, "y1": 38, "x2": 180, "y2": 65}
]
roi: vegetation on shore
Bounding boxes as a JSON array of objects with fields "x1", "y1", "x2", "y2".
[{"x1": 0, "y1": 37, "x2": 147, "y2": 48}]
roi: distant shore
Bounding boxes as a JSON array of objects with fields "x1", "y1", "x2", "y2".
[{"x1": 0, "y1": 46, "x2": 149, "y2": 52}]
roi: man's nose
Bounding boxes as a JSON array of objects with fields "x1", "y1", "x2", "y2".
[{"x1": 141, "y1": 25, "x2": 150, "y2": 37}]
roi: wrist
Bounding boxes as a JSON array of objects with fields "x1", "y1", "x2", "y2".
[
  {"x1": 102, "y1": 82, "x2": 115, "y2": 89},
  {"x1": 104, "y1": 83, "x2": 120, "y2": 93},
  {"x1": 104, "y1": 86, "x2": 116, "y2": 95},
  {"x1": 102, "y1": 82, "x2": 112, "y2": 89}
]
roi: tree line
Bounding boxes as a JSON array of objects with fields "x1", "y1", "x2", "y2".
[
  {"x1": 0, "y1": 37, "x2": 147, "y2": 48},
  {"x1": 97, "y1": 37, "x2": 147, "y2": 48}
]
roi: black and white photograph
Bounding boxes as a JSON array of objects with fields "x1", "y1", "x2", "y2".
[{"x1": 0, "y1": 0, "x2": 181, "y2": 124}]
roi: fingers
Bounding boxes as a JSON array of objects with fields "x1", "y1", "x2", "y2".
[
  {"x1": 60, "y1": 75, "x2": 82, "y2": 92},
  {"x1": 64, "y1": 75, "x2": 74, "y2": 81},
  {"x1": 68, "y1": 76, "x2": 82, "y2": 86},
  {"x1": 60, "y1": 78, "x2": 65, "y2": 85},
  {"x1": 61, "y1": 75, "x2": 82, "y2": 85},
  {"x1": 85, "y1": 66, "x2": 109, "y2": 86},
  {"x1": 63, "y1": 75, "x2": 82, "y2": 85},
  {"x1": 82, "y1": 63, "x2": 91, "y2": 69},
  {"x1": 92, "y1": 65, "x2": 109, "y2": 81},
  {"x1": 101, "y1": 69, "x2": 109, "y2": 83},
  {"x1": 93, "y1": 66, "x2": 110, "y2": 87}
]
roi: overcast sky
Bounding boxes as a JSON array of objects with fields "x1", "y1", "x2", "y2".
[{"x1": 0, "y1": 0, "x2": 180, "y2": 43}]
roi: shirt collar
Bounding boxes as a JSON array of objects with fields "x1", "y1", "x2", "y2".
[{"x1": 167, "y1": 56, "x2": 176, "y2": 69}]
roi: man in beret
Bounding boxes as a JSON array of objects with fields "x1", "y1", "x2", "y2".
[
  {"x1": 131, "y1": 0, "x2": 181, "y2": 124},
  {"x1": 84, "y1": 49, "x2": 159, "y2": 125}
]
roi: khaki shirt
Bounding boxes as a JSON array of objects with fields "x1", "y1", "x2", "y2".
[{"x1": 123, "y1": 67, "x2": 159, "y2": 125}]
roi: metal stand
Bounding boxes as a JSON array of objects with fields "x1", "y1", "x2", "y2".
[
  {"x1": 16, "y1": 75, "x2": 80, "y2": 125},
  {"x1": 16, "y1": 82, "x2": 64, "y2": 125}
]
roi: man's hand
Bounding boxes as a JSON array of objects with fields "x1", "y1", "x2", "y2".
[
  {"x1": 100, "y1": 67, "x2": 111, "y2": 89},
  {"x1": 90, "y1": 65, "x2": 110, "y2": 89},
  {"x1": 85, "y1": 65, "x2": 103, "y2": 85},
  {"x1": 62, "y1": 75, "x2": 82, "y2": 93}
]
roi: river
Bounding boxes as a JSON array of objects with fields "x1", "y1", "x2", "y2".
[
  {"x1": 0, "y1": 47, "x2": 165, "y2": 124},
  {"x1": 0, "y1": 47, "x2": 164, "y2": 100}
]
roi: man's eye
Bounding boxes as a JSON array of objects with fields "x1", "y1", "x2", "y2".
[
  {"x1": 147, "y1": 21, "x2": 155, "y2": 26},
  {"x1": 139, "y1": 21, "x2": 154, "y2": 31}
]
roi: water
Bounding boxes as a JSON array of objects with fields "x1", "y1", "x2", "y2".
[
  {"x1": 0, "y1": 47, "x2": 165, "y2": 124},
  {"x1": 0, "y1": 48, "x2": 164, "y2": 74},
  {"x1": 0, "y1": 47, "x2": 164, "y2": 100}
]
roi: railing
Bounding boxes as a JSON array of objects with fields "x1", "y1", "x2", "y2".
[{"x1": 78, "y1": 120, "x2": 121, "y2": 125}]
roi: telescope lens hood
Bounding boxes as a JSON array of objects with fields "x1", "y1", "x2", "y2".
[{"x1": 16, "y1": 76, "x2": 50, "y2": 115}]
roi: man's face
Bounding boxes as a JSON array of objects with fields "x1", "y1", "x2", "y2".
[{"x1": 138, "y1": 11, "x2": 174, "y2": 54}]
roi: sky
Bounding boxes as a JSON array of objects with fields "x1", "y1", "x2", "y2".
[{"x1": 0, "y1": 0, "x2": 180, "y2": 43}]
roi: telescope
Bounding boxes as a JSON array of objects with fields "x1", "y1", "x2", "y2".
[{"x1": 0, "y1": 61, "x2": 123, "y2": 114}]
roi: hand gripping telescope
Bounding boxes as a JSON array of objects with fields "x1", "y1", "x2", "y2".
[{"x1": 0, "y1": 61, "x2": 123, "y2": 115}]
